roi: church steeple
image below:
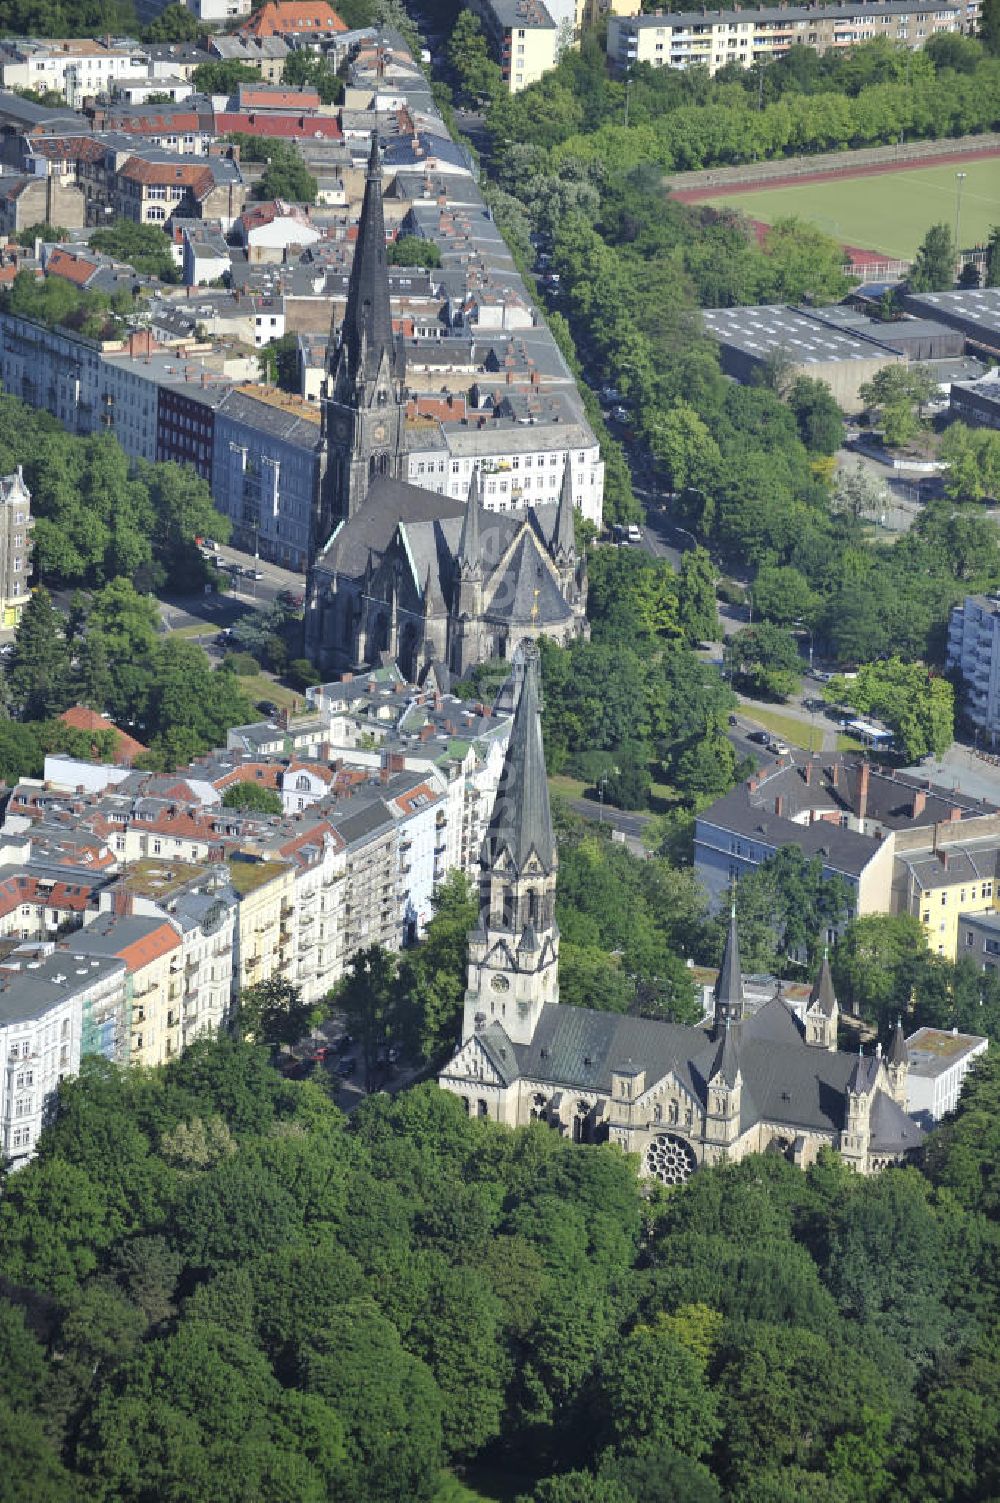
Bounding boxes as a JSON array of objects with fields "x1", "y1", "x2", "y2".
[
  {"x1": 806, "y1": 946, "x2": 839, "y2": 1051},
  {"x1": 316, "y1": 131, "x2": 408, "y2": 537},
  {"x1": 713, "y1": 903, "x2": 745, "y2": 1035},
  {"x1": 552, "y1": 455, "x2": 576, "y2": 566},
  {"x1": 456, "y1": 468, "x2": 483, "y2": 582},
  {"x1": 482, "y1": 641, "x2": 555, "y2": 879},
  {"x1": 333, "y1": 134, "x2": 404, "y2": 393},
  {"x1": 462, "y1": 642, "x2": 559, "y2": 1047}
]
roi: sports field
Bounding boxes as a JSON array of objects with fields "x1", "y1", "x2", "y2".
[{"x1": 697, "y1": 157, "x2": 1000, "y2": 260}]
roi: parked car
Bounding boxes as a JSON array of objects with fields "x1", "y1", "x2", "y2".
[
  {"x1": 242, "y1": 566, "x2": 264, "y2": 580},
  {"x1": 256, "y1": 699, "x2": 279, "y2": 718},
  {"x1": 337, "y1": 1058, "x2": 357, "y2": 1077},
  {"x1": 610, "y1": 405, "x2": 631, "y2": 424},
  {"x1": 728, "y1": 714, "x2": 739, "y2": 726},
  {"x1": 625, "y1": 524, "x2": 642, "y2": 544},
  {"x1": 746, "y1": 730, "x2": 771, "y2": 745},
  {"x1": 768, "y1": 739, "x2": 789, "y2": 755},
  {"x1": 334, "y1": 1034, "x2": 353, "y2": 1055}
]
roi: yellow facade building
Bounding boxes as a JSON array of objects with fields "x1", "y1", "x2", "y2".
[
  {"x1": 895, "y1": 848, "x2": 997, "y2": 961},
  {"x1": 70, "y1": 911, "x2": 184, "y2": 1067},
  {"x1": 228, "y1": 857, "x2": 296, "y2": 994}
]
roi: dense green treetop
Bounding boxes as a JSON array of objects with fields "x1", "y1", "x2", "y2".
[{"x1": 0, "y1": 1030, "x2": 997, "y2": 1502}]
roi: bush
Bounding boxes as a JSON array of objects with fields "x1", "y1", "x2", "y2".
[
  {"x1": 288, "y1": 657, "x2": 322, "y2": 691},
  {"x1": 716, "y1": 578, "x2": 746, "y2": 606},
  {"x1": 224, "y1": 652, "x2": 259, "y2": 677}
]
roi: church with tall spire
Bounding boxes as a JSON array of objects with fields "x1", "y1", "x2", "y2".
[
  {"x1": 305, "y1": 133, "x2": 589, "y2": 680},
  {"x1": 317, "y1": 136, "x2": 408, "y2": 537},
  {"x1": 439, "y1": 648, "x2": 925, "y2": 1179}
]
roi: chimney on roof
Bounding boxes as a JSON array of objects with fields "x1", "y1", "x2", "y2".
[
  {"x1": 858, "y1": 761, "x2": 870, "y2": 822},
  {"x1": 830, "y1": 762, "x2": 840, "y2": 788},
  {"x1": 113, "y1": 886, "x2": 133, "y2": 917},
  {"x1": 912, "y1": 787, "x2": 926, "y2": 818},
  {"x1": 938, "y1": 849, "x2": 950, "y2": 869},
  {"x1": 949, "y1": 806, "x2": 962, "y2": 822},
  {"x1": 803, "y1": 761, "x2": 812, "y2": 786},
  {"x1": 774, "y1": 795, "x2": 785, "y2": 818}
]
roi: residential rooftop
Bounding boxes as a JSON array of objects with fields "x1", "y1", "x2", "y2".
[{"x1": 226, "y1": 856, "x2": 290, "y2": 895}]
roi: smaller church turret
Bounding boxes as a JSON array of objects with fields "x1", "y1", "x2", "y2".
[
  {"x1": 713, "y1": 904, "x2": 746, "y2": 1036},
  {"x1": 552, "y1": 456, "x2": 576, "y2": 568},
  {"x1": 461, "y1": 643, "x2": 558, "y2": 1047},
  {"x1": 704, "y1": 1020, "x2": 742, "y2": 1158},
  {"x1": 885, "y1": 1017, "x2": 909, "y2": 1109},
  {"x1": 841, "y1": 1051, "x2": 876, "y2": 1171},
  {"x1": 450, "y1": 470, "x2": 485, "y2": 676},
  {"x1": 806, "y1": 947, "x2": 839, "y2": 1051}
]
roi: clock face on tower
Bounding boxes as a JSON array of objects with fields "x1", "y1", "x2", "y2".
[
  {"x1": 372, "y1": 422, "x2": 387, "y2": 443},
  {"x1": 334, "y1": 417, "x2": 350, "y2": 440}
]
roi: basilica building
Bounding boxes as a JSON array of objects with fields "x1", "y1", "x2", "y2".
[
  {"x1": 305, "y1": 138, "x2": 588, "y2": 681},
  {"x1": 438, "y1": 646, "x2": 926, "y2": 1181}
]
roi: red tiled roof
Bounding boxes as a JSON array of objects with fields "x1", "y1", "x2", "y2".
[
  {"x1": 45, "y1": 249, "x2": 98, "y2": 288},
  {"x1": 60, "y1": 707, "x2": 149, "y2": 762},
  {"x1": 115, "y1": 922, "x2": 180, "y2": 971},
  {"x1": 215, "y1": 111, "x2": 341, "y2": 140},
  {"x1": 241, "y1": 1, "x2": 347, "y2": 37},
  {"x1": 214, "y1": 764, "x2": 282, "y2": 791},
  {"x1": 237, "y1": 85, "x2": 321, "y2": 108},
  {"x1": 119, "y1": 156, "x2": 215, "y2": 197},
  {"x1": 29, "y1": 135, "x2": 105, "y2": 161},
  {"x1": 108, "y1": 111, "x2": 202, "y2": 134}
]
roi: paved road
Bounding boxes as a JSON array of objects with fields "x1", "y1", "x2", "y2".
[{"x1": 158, "y1": 543, "x2": 305, "y2": 641}]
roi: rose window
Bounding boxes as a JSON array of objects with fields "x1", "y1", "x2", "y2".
[{"x1": 645, "y1": 1133, "x2": 697, "y2": 1185}]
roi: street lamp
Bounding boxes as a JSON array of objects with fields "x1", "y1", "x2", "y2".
[
  {"x1": 794, "y1": 618, "x2": 814, "y2": 672},
  {"x1": 955, "y1": 171, "x2": 968, "y2": 254}
]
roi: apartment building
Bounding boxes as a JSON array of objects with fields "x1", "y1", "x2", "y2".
[
  {"x1": 210, "y1": 386, "x2": 322, "y2": 572},
  {"x1": 98, "y1": 861, "x2": 237, "y2": 1044},
  {"x1": 607, "y1": 1, "x2": 967, "y2": 75},
  {"x1": 0, "y1": 949, "x2": 120, "y2": 1167},
  {"x1": 468, "y1": 0, "x2": 559, "y2": 92},
  {"x1": 403, "y1": 403, "x2": 605, "y2": 528},
  {"x1": 0, "y1": 468, "x2": 32, "y2": 629},
  {"x1": 70, "y1": 911, "x2": 184, "y2": 1068},
  {"x1": 694, "y1": 750, "x2": 998, "y2": 917},
  {"x1": 0, "y1": 37, "x2": 148, "y2": 107},
  {"x1": 947, "y1": 593, "x2": 1000, "y2": 744},
  {"x1": 227, "y1": 857, "x2": 296, "y2": 994}
]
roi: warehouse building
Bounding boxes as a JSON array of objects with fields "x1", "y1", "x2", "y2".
[{"x1": 701, "y1": 304, "x2": 904, "y2": 412}]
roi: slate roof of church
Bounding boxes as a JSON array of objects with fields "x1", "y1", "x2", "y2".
[
  {"x1": 497, "y1": 999, "x2": 925, "y2": 1151},
  {"x1": 315, "y1": 476, "x2": 569, "y2": 623}
]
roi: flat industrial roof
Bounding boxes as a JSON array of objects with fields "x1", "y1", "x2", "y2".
[{"x1": 701, "y1": 304, "x2": 899, "y2": 365}]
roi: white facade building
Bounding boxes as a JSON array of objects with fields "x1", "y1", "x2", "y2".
[
  {"x1": 0, "y1": 948, "x2": 126, "y2": 1167},
  {"x1": 405, "y1": 427, "x2": 604, "y2": 529},
  {"x1": 904, "y1": 1026, "x2": 988, "y2": 1124},
  {"x1": 947, "y1": 593, "x2": 1000, "y2": 743},
  {"x1": 0, "y1": 37, "x2": 148, "y2": 106}
]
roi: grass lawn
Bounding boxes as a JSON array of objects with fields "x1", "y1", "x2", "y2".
[
  {"x1": 698, "y1": 156, "x2": 1000, "y2": 259},
  {"x1": 741, "y1": 704, "x2": 862, "y2": 754},
  {"x1": 233, "y1": 673, "x2": 303, "y2": 714},
  {"x1": 548, "y1": 773, "x2": 589, "y2": 800}
]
